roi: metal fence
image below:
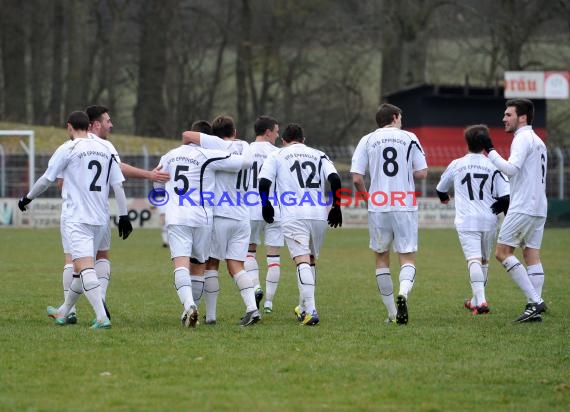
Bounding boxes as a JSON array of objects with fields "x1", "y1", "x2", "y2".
[{"x1": 0, "y1": 145, "x2": 568, "y2": 200}]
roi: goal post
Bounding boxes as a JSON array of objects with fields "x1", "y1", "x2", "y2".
[{"x1": 0, "y1": 130, "x2": 35, "y2": 195}]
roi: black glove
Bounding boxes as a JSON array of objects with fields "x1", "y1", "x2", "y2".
[
  {"x1": 262, "y1": 203, "x2": 275, "y2": 224},
  {"x1": 118, "y1": 215, "x2": 133, "y2": 239},
  {"x1": 480, "y1": 134, "x2": 495, "y2": 153},
  {"x1": 18, "y1": 196, "x2": 32, "y2": 211},
  {"x1": 490, "y1": 195, "x2": 510, "y2": 215},
  {"x1": 327, "y1": 205, "x2": 342, "y2": 228},
  {"x1": 436, "y1": 190, "x2": 450, "y2": 203}
]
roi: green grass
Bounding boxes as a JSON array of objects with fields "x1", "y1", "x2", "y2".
[{"x1": 1, "y1": 228, "x2": 569, "y2": 411}]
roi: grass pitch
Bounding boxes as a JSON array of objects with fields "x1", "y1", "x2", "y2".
[{"x1": 1, "y1": 227, "x2": 569, "y2": 411}]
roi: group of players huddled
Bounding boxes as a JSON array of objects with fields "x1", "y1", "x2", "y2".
[{"x1": 18, "y1": 97, "x2": 548, "y2": 329}]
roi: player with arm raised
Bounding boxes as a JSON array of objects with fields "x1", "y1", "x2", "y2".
[
  {"x1": 182, "y1": 115, "x2": 259, "y2": 326},
  {"x1": 83, "y1": 105, "x2": 169, "y2": 321},
  {"x1": 350, "y1": 103, "x2": 427, "y2": 325},
  {"x1": 244, "y1": 115, "x2": 284, "y2": 314},
  {"x1": 258, "y1": 123, "x2": 342, "y2": 326},
  {"x1": 436, "y1": 125, "x2": 510, "y2": 315},
  {"x1": 480, "y1": 99, "x2": 548, "y2": 323},
  {"x1": 155, "y1": 131, "x2": 252, "y2": 328},
  {"x1": 18, "y1": 111, "x2": 132, "y2": 329}
]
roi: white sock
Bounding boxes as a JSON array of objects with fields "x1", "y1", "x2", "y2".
[
  {"x1": 190, "y1": 275, "x2": 204, "y2": 306},
  {"x1": 204, "y1": 270, "x2": 219, "y2": 322},
  {"x1": 527, "y1": 263, "x2": 545, "y2": 301},
  {"x1": 265, "y1": 255, "x2": 281, "y2": 304},
  {"x1": 245, "y1": 252, "x2": 260, "y2": 290},
  {"x1": 174, "y1": 267, "x2": 195, "y2": 311},
  {"x1": 80, "y1": 268, "x2": 107, "y2": 322},
  {"x1": 376, "y1": 268, "x2": 397, "y2": 319},
  {"x1": 95, "y1": 259, "x2": 111, "y2": 301},
  {"x1": 481, "y1": 264, "x2": 489, "y2": 286},
  {"x1": 297, "y1": 263, "x2": 316, "y2": 313},
  {"x1": 233, "y1": 270, "x2": 257, "y2": 312},
  {"x1": 62, "y1": 264, "x2": 76, "y2": 313},
  {"x1": 398, "y1": 264, "x2": 416, "y2": 298},
  {"x1": 59, "y1": 274, "x2": 83, "y2": 317},
  {"x1": 501, "y1": 256, "x2": 541, "y2": 303},
  {"x1": 161, "y1": 225, "x2": 168, "y2": 246},
  {"x1": 468, "y1": 260, "x2": 486, "y2": 306}
]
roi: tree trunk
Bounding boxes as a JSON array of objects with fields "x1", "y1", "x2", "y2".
[
  {"x1": 1, "y1": 0, "x2": 28, "y2": 122},
  {"x1": 30, "y1": 0, "x2": 51, "y2": 124},
  {"x1": 64, "y1": 0, "x2": 89, "y2": 115},
  {"x1": 134, "y1": 0, "x2": 174, "y2": 137},
  {"x1": 48, "y1": 0, "x2": 64, "y2": 126},
  {"x1": 235, "y1": 0, "x2": 251, "y2": 136}
]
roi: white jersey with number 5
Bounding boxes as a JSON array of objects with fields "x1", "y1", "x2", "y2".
[
  {"x1": 157, "y1": 144, "x2": 245, "y2": 227},
  {"x1": 43, "y1": 137, "x2": 124, "y2": 225},
  {"x1": 436, "y1": 153, "x2": 510, "y2": 231},
  {"x1": 350, "y1": 127, "x2": 427, "y2": 212},
  {"x1": 248, "y1": 141, "x2": 281, "y2": 221},
  {"x1": 259, "y1": 143, "x2": 338, "y2": 222}
]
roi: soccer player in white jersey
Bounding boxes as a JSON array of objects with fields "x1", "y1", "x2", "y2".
[
  {"x1": 258, "y1": 123, "x2": 343, "y2": 326},
  {"x1": 77, "y1": 105, "x2": 169, "y2": 321},
  {"x1": 480, "y1": 99, "x2": 548, "y2": 323},
  {"x1": 155, "y1": 131, "x2": 253, "y2": 328},
  {"x1": 18, "y1": 111, "x2": 133, "y2": 329},
  {"x1": 182, "y1": 115, "x2": 259, "y2": 326},
  {"x1": 351, "y1": 103, "x2": 428, "y2": 325},
  {"x1": 245, "y1": 115, "x2": 284, "y2": 314},
  {"x1": 436, "y1": 125, "x2": 510, "y2": 315}
]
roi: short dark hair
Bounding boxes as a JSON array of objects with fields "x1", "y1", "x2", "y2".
[
  {"x1": 281, "y1": 123, "x2": 304, "y2": 143},
  {"x1": 464, "y1": 124, "x2": 490, "y2": 153},
  {"x1": 211, "y1": 115, "x2": 235, "y2": 138},
  {"x1": 375, "y1": 103, "x2": 402, "y2": 128},
  {"x1": 506, "y1": 98, "x2": 534, "y2": 125},
  {"x1": 85, "y1": 105, "x2": 109, "y2": 123},
  {"x1": 254, "y1": 115, "x2": 278, "y2": 136},
  {"x1": 190, "y1": 120, "x2": 212, "y2": 134},
  {"x1": 67, "y1": 111, "x2": 90, "y2": 131}
]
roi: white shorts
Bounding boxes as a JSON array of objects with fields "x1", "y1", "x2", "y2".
[
  {"x1": 60, "y1": 215, "x2": 71, "y2": 254},
  {"x1": 368, "y1": 211, "x2": 418, "y2": 254},
  {"x1": 249, "y1": 220, "x2": 284, "y2": 247},
  {"x1": 282, "y1": 219, "x2": 327, "y2": 259},
  {"x1": 457, "y1": 230, "x2": 496, "y2": 261},
  {"x1": 168, "y1": 224, "x2": 211, "y2": 262},
  {"x1": 498, "y1": 212, "x2": 546, "y2": 249},
  {"x1": 97, "y1": 222, "x2": 111, "y2": 252},
  {"x1": 209, "y1": 217, "x2": 250, "y2": 261},
  {"x1": 66, "y1": 222, "x2": 105, "y2": 260}
]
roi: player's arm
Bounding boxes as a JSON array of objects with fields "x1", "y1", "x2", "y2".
[
  {"x1": 181, "y1": 131, "x2": 201, "y2": 145},
  {"x1": 481, "y1": 134, "x2": 522, "y2": 177},
  {"x1": 435, "y1": 165, "x2": 452, "y2": 204},
  {"x1": 327, "y1": 172, "x2": 342, "y2": 228},
  {"x1": 111, "y1": 183, "x2": 133, "y2": 240},
  {"x1": 414, "y1": 168, "x2": 428, "y2": 179},
  {"x1": 258, "y1": 177, "x2": 274, "y2": 224},
  {"x1": 19, "y1": 150, "x2": 66, "y2": 210},
  {"x1": 120, "y1": 162, "x2": 170, "y2": 182},
  {"x1": 352, "y1": 173, "x2": 367, "y2": 193}
]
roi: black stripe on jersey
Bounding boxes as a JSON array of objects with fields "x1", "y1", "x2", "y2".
[
  {"x1": 490, "y1": 170, "x2": 507, "y2": 195},
  {"x1": 199, "y1": 154, "x2": 232, "y2": 206},
  {"x1": 317, "y1": 155, "x2": 329, "y2": 188},
  {"x1": 106, "y1": 154, "x2": 119, "y2": 184},
  {"x1": 406, "y1": 141, "x2": 424, "y2": 162}
]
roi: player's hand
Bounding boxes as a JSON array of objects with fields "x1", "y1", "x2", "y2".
[
  {"x1": 18, "y1": 196, "x2": 32, "y2": 211},
  {"x1": 480, "y1": 135, "x2": 495, "y2": 153},
  {"x1": 436, "y1": 190, "x2": 450, "y2": 204},
  {"x1": 150, "y1": 165, "x2": 170, "y2": 183},
  {"x1": 118, "y1": 215, "x2": 133, "y2": 239},
  {"x1": 490, "y1": 195, "x2": 510, "y2": 215},
  {"x1": 262, "y1": 203, "x2": 275, "y2": 224},
  {"x1": 327, "y1": 205, "x2": 342, "y2": 228}
]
